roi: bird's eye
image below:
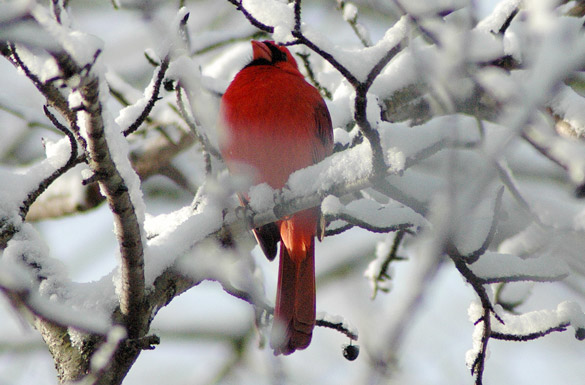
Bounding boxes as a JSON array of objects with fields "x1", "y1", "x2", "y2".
[{"x1": 265, "y1": 42, "x2": 288, "y2": 63}]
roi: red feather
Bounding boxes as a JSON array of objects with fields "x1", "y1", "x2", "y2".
[{"x1": 219, "y1": 41, "x2": 333, "y2": 355}]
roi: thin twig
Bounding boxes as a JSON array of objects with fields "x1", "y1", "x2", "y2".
[
  {"x1": 6, "y1": 43, "x2": 79, "y2": 135},
  {"x1": 43, "y1": 105, "x2": 79, "y2": 166},
  {"x1": 123, "y1": 55, "x2": 170, "y2": 136},
  {"x1": 175, "y1": 86, "x2": 213, "y2": 175},
  {"x1": 451, "y1": 258, "x2": 493, "y2": 385},
  {"x1": 336, "y1": 0, "x2": 371, "y2": 47},
  {"x1": 17, "y1": 117, "x2": 85, "y2": 220},
  {"x1": 324, "y1": 212, "x2": 415, "y2": 234},
  {"x1": 227, "y1": 0, "x2": 274, "y2": 33},
  {"x1": 462, "y1": 186, "x2": 504, "y2": 264},
  {"x1": 392, "y1": 0, "x2": 442, "y2": 47},
  {"x1": 372, "y1": 230, "x2": 407, "y2": 299},
  {"x1": 192, "y1": 31, "x2": 267, "y2": 55},
  {"x1": 50, "y1": 0, "x2": 64, "y2": 24},
  {"x1": 316, "y1": 318, "x2": 358, "y2": 341},
  {"x1": 497, "y1": 7, "x2": 519, "y2": 35},
  {"x1": 295, "y1": 52, "x2": 332, "y2": 100},
  {"x1": 324, "y1": 222, "x2": 354, "y2": 236}
]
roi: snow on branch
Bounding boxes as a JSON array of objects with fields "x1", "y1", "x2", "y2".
[
  {"x1": 120, "y1": 54, "x2": 170, "y2": 137},
  {"x1": 489, "y1": 301, "x2": 585, "y2": 342},
  {"x1": 2, "y1": 224, "x2": 111, "y2": 335},
  {"x1": 321, "y1": 196, "x2": 425, "y2": 234},
  {"x1": 316, "y1": 311, "x2": 359, "y2": 341},
  {"x1": 470, "y1": 253, "x2": 569, "y2": 284}
]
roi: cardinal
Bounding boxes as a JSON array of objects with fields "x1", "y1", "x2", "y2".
[{"x1": 218, "y1": 40, "x2": 333, "y2": 355}]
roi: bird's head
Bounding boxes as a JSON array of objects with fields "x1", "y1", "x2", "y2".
[{"x1": 249, "y1": 40, "x2": 300, "y2": 74}]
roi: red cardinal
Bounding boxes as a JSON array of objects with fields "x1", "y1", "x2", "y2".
[{"x1": 218, "y1": 41, "x2": 333, "y2": 355}]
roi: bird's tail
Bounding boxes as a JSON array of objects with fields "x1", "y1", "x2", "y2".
[{"x1": 270, "y1": 210, "x2": 317, "y2": 355}]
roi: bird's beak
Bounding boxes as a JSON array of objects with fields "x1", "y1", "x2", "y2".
[{"x1": 251, "y1": 40, "x2": 272, "y2": 62}]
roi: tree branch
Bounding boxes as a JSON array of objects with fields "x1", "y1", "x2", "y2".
[
  {"x1": 80, "y1": 73, "x2": 146, "y2": 340},
  {"x1": 122, "y1": 55, "x2": 170, "y2": 136},
  {"x1": 491, "y1": 324, "x2": 569, "y2": 341}
]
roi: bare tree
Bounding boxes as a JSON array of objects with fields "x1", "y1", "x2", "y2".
[{"x1": 2, "y1": 0, "x2": 585, "y2": 384}]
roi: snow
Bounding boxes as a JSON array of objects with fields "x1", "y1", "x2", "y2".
[
  {"x1": 548, "y1": 84, "x2": 585, "y2": 138},
  {"x1": 467, "y1": 28, "x2": 506, "y2": 62},
  {"x1": 302, "y1": 16, "x2": 409, "y2": 83},
  {"x1": 476, "y1": 66, "x2": 518, "y2": 102},
  {"x1": 0, "y1": 258, "x2": 31, "y2": 294},
  {"x1": 242, "y1": 0, "x2": 295, "y2": 42},
  {"x1": 399, "y1": 0, "x2": 468, "y2": 15},
  {"x1": 378, "y1": 114, "x2": 482, "y2": 164},
  {"x1": 167, "y1": 54, "x2": 220, "y2": 145},
  {"x1": 247, "y1": 183, "x2": 275, "y2": 214},
  {"x1": 363, "y1": 235, "x2": 397, "y2": 294},
  {"x1": 43, "y1": 136, "x2": 73, "y2": 167},
  {"x1": 469, "y1": 252, "x2": 569, "y2": 283},
  {"x1": 342, "y1": 3, "x2": 358, "y2": 23},
  {"x1": 552, "y1": 142, "x2": 585, "y2": 184},
  {"x1": 328, "y1": 81, "x2": 355, "y2": 129},
  {"x1": 30, "y1": 4, "x2": 104, "y2": 70},
  {"x1": 476, "y1": 0, "x2": 521, "y2": 33},
  {"x1": 488, "y1": 301, "x2": 585, "y2": 338},
  {"x1": 285, "y1": 141, "x2": 373, "y2": 198},
  {"x1": 90, "y1": 326, "x2": 126, "y2": 372},
  {"x1": 114, "y1": 71, "x2": 159, "y2": 133},
  {"x1": 316, "y1": 310, "x2": 358, "y2": 340},
  {"x1": 0, "y1": 0, "x2": 33, "y2": 25},
  {"x1": 321, "y1": 195, "x2": 343, "y2": 215},
  {"x1": 2, "y1": 224, "x2": 112, "y2": 335},
  {"x1": 322, "y1": 197, "x2": 427, "y2": 233},
  {"x1": 333, "y1": 127, "x2": 351, "y2": 147},
  {"x1": 144, "y1": 201, "x2": 223, "y2": 286}
]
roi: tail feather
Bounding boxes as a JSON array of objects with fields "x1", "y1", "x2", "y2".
[{"x1": 270, "y1": 237, "x2": 316, "y2": 355}]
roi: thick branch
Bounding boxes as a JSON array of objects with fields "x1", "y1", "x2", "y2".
[{"x1": 80, "y1": 74, "x2": 146, "y2": 340}]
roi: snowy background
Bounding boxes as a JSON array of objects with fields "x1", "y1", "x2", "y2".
[{"x1": 2, "y1": 0, "x2": 585, "y2": 384}]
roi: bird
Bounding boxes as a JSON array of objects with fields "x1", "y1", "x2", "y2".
[{"x1": 218, "y1": 40, "x2": 333, "y2": 355}]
